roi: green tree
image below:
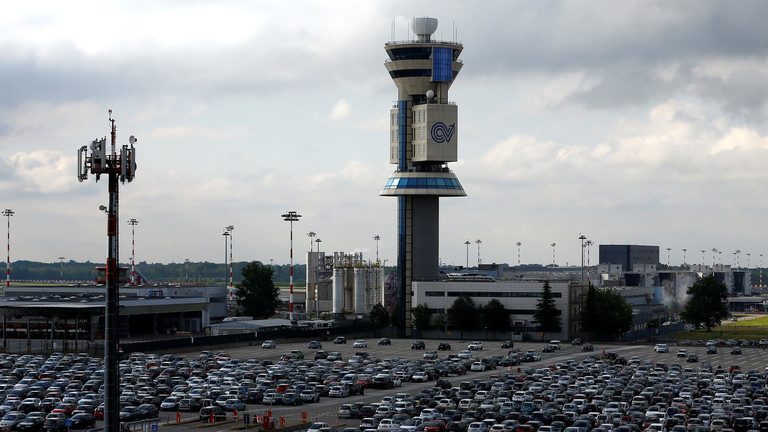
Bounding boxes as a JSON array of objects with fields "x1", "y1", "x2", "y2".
[
  {"x1": 595, "y1": 288, "x2": 633, "y2": 338},
  {"x1": 447, "y1": 296, "x2": 478, "y2": 338},
  {"x1": 579, "y1": 284, "x2": 599, "y2": 335},
  {"x1": 580, "y1": 285, "x2": 632, "y2": 340},
  {"x1": 235, "y1": 261, "x2": 279, "y2": 318},
  {"x1": 481, "y1": 299, "x2": 509, "y2": 335},
  {"x1": 368, "y1": 303, "x2": 389, "y2": 335},
  {"x1": 433, "y1": 313, "x2": 447, "y2": 331},
  {"x1": 411, "y1": 304, "x2": 432, "y2": 331},
  {"x1": 680, "y1": 274, "x2": 729, "y2": 331},
  {"x1": 531, "y1": 281, "x2": 562, "y2": 340}
]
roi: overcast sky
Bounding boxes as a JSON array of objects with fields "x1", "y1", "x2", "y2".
[{"x1": 1, "y1": 1, "x2": 767, "y2": 268}]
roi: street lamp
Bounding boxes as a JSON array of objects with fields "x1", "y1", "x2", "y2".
[
  {"x1": 701, "y1": 249, "x2": 706, "y2": 267},
  {"x1": 314, "y1": 238, "x2": 322, "y2": 318},
  {"x1": 475, "y1": 239, "x2": 482, "y2": 267},
  {"x1": 682, "y1": 248, "x2": 687, "y2": 267},
  {"x1": 666, "y1": 248, "x2": 671, "y2": 267},
  {"x1": 579, "y1": 234, "x2": 587, "y2": 284},
  {"x1": 226, "y1": 225, "x2": 234, "y2": 290},
  {"x1": 585, "y1": 240, "x2": 593, "y2": 280},
  {"x1": 712, "y1": 248, "x2": 717, "y2": 270},
  {"x1": 58, "y1": 257, "x2": 66, "y2": 279},
  {"x1": 373, "y1": 235, "x2": 381, "y2": 265},
  {"x1": 127, "y1": 219, "x2": 138, "y2": 286},
  {"x1": 2, "y1": 209, "x2": 13, "y2": 290},
  {"x1": 464, "y1": 240, "x2": 470, "y2": 269},
  {"x1": 516, "y1": 242, "x2": 522, "y2": 266},
  {"x1": 222, "y1": 230, "x2": 230, "y2": 297},
  {"x1": 281, "y1": 210, "x2": 302, "y2": 314}
]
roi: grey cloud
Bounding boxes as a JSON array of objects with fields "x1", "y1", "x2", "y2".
[{"x1": 693, "y1": 68, "x2": 768, "y2": 121}]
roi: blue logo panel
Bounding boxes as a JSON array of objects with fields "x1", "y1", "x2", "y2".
[{"x1": 430, "y1": 122, "x2": 455, "y2": 143}]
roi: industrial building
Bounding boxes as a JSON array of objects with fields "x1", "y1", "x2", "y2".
[
  {"x1": 599, "y1": 244, "x2": 660, "y2": 272},
  {"x1": 305, "y1": 252, "x2": 384, "y2": 317},
  {"x1": 380, "y1": 17, "x2": 466, "y2": 334},
  {"x1": 0, "y1": 284, "x2": 227, "y2": 345}
]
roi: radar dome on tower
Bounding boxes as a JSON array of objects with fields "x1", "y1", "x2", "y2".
[{"x1": 412, "y1": 17, "x2": 438, "y2": 42}]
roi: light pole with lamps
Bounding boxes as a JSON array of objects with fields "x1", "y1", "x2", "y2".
[
  {"x1": 223, "y1": 230, "x2": 230, "y2": 296},
  {"x1": 585, "y1": 240, "x2": 593, "y2": 280},
  {"x1": 682, "y1": 248, "x2": 687, "y2": 267},
  {"x1": 281, "y1": 211, "x2": 302, "y2": 313},
  {"x1": 226, "y1": 225, "x2": 234, "y2": 290},
  {"x1": 475, "y1": 239, "x2": 482, "y2": 267},
  {"x1": 314, "y1": 238, "x2": 322, "y2": 318},
  {"x1": 666, "y1": 248, "x2": 671, "y2": 267},
  {"x1": 58, "y1": 257, "x2": 66, "y2": 279},
  {"x1": 516, "y1": 242, "x2": 522, "y2": 266},
  {"x1": 464, "y1": 240, "x2": 470, "y2": 269},
  {"x1": 373, "y1": 235, "x2": 381, "y2": 265},
  {"x1": 127, "y1": 219, "x2": 139, "y2": 286},
  {"x1": 701, "y1": 249, "x2": 706, "y2": 267},
  {"x1": 579, "y1": 234, "x2": 586, "y2": 284},
  {"x1": 3, "y1": 209, "x2": 13, "y2": 290}
]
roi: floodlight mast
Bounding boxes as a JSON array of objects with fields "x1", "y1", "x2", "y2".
[
  {"x1": 281, "y1": 211, "x2": 302, "y2": 314},
  {"x1": 2, "y1": 209, "x2": 13, "y2": 291},
  {"x1": 76, "y1": 110, "x2": 136, "y2": 432},
  {"x1": 127, "y1": 219, "x2": 138, "y2": 286}
]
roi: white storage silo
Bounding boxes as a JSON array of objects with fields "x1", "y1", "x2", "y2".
[{"x1": 332, "y1": 267, "x2": 344, "y2": 314}]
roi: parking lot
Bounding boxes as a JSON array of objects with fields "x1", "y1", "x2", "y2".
[{"x1": 2, "y1": 337, "x2": 768, "y2": 432}]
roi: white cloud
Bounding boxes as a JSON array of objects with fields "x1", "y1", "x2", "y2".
[
  {"x1": 8, "y1": 150, "x2": 75, "y2": 193},
  {"x1": 329, "y1": 99, "x2": 352, "y2": 121}
]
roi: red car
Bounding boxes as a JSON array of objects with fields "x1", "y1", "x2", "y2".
[
  {"x1": 356, "y1": 377, "x2": 372, "y2": 388},
  {"x1": 422, "y1": 420, "x2": 446, "y2": 432},
  {"x1": 94, "y1": 404, "x2": 104, "y2": 420}
]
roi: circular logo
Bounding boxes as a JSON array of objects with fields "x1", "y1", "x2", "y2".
[{"x1": 430, "y1": 122, "x2": 455, "y2": 143}]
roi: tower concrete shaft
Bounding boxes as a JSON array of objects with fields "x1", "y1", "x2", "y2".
[{"x1": 380, "y1": 17, "x2": 465, "y2": 335}]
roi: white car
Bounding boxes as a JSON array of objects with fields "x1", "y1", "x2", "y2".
[
  {"x1": 470, "y1": 362, "x2": 486, "y2": 372},
  {"x1": 353, "y1": 340, "x2": 368, "y2": 348},
  {"x1": 261, "y1": 340, "x2": 276, "y2": 349},
  {"x1": 468, "y1": 341, "x2": 483, "y2": 351},
  {"x1": 653, "y1": 343, "x2": 668, "y2": 353},
  {"x1": 307, "y1": 422, "x2": 330, "y2": 432},
  {"x1": 411, "y1": 372, "x2": 429, "y2": 382}
]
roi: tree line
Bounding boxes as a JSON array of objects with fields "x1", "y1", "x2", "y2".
[{"x1": 9, "y1": 260, "x2": 307, "y2": 285}]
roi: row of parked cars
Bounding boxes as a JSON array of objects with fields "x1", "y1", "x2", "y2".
[{"x1": 335, "y1": 351, "x2": 768, "y2": 432}]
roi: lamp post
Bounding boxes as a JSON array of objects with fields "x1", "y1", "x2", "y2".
[
  {"x1": 226, "y1": 225, "x2": 234, "y2": 290},
  {"x1": 464, "y1": 240, "x2": 470, "y2": 269},
  {"x1": 373, "y1": 235, "x2": 381, "y2": 265},
  {"x1": 712, "y1": 248, "x2": 717, "y2": 270},
  {"x1": 2, "y1": 209, "x2": 13, "y2": 291},
  {"x1": 75, "y1": 111, "x2": 137, "y2": 432},
  {"x1": 475, "y1": 239, "x2": 482, "y2": 267},
  {"x1": 701, "y1": 249, "x2": 706, "y2": 267},
  {"x1": 585, "y1": 240, "x2": 593, "y2": 281},
  {"x1": 682, "y1": 248, "x2": 687, "y2": 267},
  {"x1": 761, "y1": 254, "x2": 764, "y2": 289},
  {"x1": 579, "y1": 235, "x2": 587, "y2": 284},
  {"x1": 281, "y1": 211, "x2": 302, "y2": 314},
  {"x1": 747, "y1": 253, "x2": 751, "y2": 269},
  {"x1": 315, "y1": 238, "x2": 322, "y2": 318},
  {"x1": 516, "y1": 242, "x2": 522, "y2": 266},
  {"x1": 222, "y1": 230, "x2": 230, "y2": 299},
  {"x1": 666, "y1": 248, "x2": 671, "y2": 267},
  {"x1": 127, "y1": 219, "x2": 138, "y2": 286},
  {"x1": 58, "y1": 257, "x2": 66, "y2": 279},
  {"x1": 551, "y1": 243, "x2": 557, "y2": 266}
]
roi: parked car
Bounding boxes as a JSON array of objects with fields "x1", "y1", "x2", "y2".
[
  {"x1": 411, "y1": 341, "x2": 426, "y2": 350},
  {"x1": 199, "y1": 406, "x2": 226, "y2": 423},
  {"x1": 261, "y1": 340, "x2": 276, "y2": 349},
  {"x1": 307, "y1": 341, "x2": 322, "y2": 349},
  {"x1": 378, "y1": 338, "x2": 391, "y2": 346},
  {"x1": 353, "y1": 340, "x2": 368, "y2": 348},
  {"x1": 438, "y1": 342, "x2": 452, "y2": 351},
  {"x1": 468, "y1": 341, "x2": 483, "y2": 351}
]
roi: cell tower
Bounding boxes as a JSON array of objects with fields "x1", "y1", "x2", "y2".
[
  {"x1": 76, "y1": 110, "x2": 137, "y2": 432},
  {"x1": 380, "y1": 17, "x2": 466, "y2": 334}
]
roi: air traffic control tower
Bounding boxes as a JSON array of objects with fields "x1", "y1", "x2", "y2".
[{"x1": 380, "y1": 17, "x2": 466, "y2": 334}]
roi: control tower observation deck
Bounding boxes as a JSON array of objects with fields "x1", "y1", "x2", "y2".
[{"x1": 380, "y1": 17, "x2": 465, "y2": 334}]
